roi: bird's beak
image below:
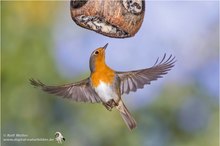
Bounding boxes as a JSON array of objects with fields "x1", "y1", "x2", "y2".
[{"x1": 103, "y1": 43, "x2": 108, "y2": 50}]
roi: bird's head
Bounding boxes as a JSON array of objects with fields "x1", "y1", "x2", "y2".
[
  {"x1": 54, "y1": 132, "x2": 65, "y2": 143},
  {"x1": 89, "y1": 43, "x2": 108, "y2": 72},
  {"x1": 55, "y1": 132, "x2": 62, "y2": 138}
]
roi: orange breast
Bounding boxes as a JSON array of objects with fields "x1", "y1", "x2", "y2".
[{"x1": 91, "y1": 65, "x2": 115, "y2": 87}]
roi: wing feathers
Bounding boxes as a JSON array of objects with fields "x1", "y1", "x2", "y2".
[
  {"x1": 30, "y1": 54, "x2": 175, "y2": 99},
  {"x1": 29, "y1": 78, "x2": 100, "y2": 103},
  {"x1": 117, "y1": 54, "x2": 176, "y2": 94}
]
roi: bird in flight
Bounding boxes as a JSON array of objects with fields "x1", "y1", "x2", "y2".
[{"x1": 30, "y1": 43, "x2": 175, "y2": 130}]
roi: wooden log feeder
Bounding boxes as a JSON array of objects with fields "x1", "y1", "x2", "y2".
[{"x1": 70, "y1": 0, "x2": 145, "y2": 38}]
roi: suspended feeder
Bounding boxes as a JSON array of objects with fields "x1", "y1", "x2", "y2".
[{"x1": 70, "y1": 0, "x2": 145, "y2": 38}]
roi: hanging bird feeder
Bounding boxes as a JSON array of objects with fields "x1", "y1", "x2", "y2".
[{"x1": 70, "y1": 0, "x2": 145, "y2": 38}]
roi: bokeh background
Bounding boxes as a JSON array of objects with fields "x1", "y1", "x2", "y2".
[{"x1": 1, "y1": 1, "x2": 219, "y2": 146}]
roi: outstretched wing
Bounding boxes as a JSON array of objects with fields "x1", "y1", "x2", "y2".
[
  {"x1": 29, "y1": 78, "x2": 101, "y2": 103},
  {"x1": 116, "y1": 54, "x2": 176, "y2": 94}
]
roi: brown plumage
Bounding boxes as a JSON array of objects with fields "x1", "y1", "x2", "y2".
[{"x1": 30, "y1": 43, "x2": 176, "y2": 130}]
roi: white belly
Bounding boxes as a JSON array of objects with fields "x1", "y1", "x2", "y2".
[{"x1": 94, "y1": 81, "x2": 118, "y2": 102}]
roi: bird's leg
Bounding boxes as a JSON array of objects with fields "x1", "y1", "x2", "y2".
[
  {"x1": 106, "y1": 99, "x2": 119, "y2": 108},
  {"x1": 103, "y1": 102, "x2": 112, "y2": 111},
  {"x1": 103, "y1": 98, "x2": 120, "y2": 111},
  {"x1": 113, "y1": 98, "x2": 119, "y2": 106}
]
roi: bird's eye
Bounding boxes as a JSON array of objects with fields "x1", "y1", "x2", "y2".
[{"x1": 94, "y1": 51, "x2": 99, "y2": 55}]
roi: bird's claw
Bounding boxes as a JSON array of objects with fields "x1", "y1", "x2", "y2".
[
  {"x1": 103, "y1": 99, "x2": 118, "y2": 111},
  {"x1": 103, "y1": 103, "x2": 112, "y2": 111}
]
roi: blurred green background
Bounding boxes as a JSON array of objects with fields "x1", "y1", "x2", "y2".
[{"x1": 1, "y1": 1, "x2": 219, "y2": 146}]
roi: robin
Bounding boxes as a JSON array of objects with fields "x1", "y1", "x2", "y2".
[{"x1": 30, "y1": 43, "x2": 175, "y2": 130}]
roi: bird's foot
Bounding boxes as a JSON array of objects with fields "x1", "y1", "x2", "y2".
[
  {"x1": 108, "y1": 99, "x2": 118, "y2": 108},
  {"x1": 103, "y1": 103, "x2": 112, "y2": 111},
  {"x1": 103, "y1": 99, "x2": 119, "y2": 111}
]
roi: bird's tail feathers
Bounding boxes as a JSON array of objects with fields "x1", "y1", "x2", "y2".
[{"x1": 116, "y1": 100, "x2": 136, "y2": 130}]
